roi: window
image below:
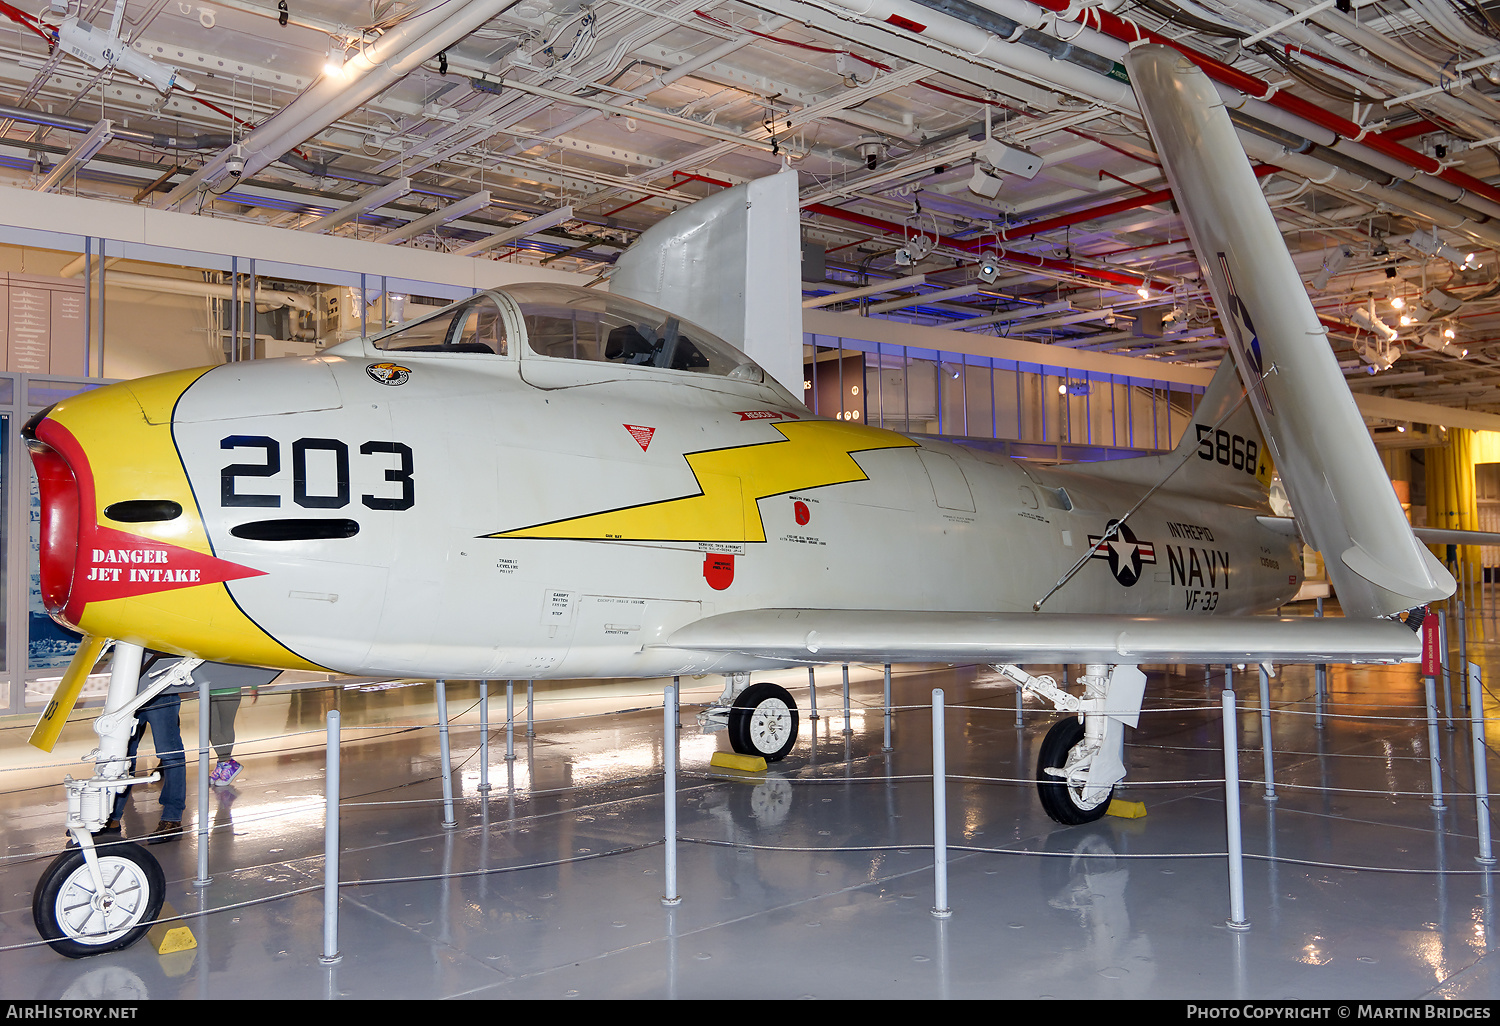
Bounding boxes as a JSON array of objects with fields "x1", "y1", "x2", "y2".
[
  {"x1": 370, "y1": 294, "x2": 506, "y2": 355},
  {"x1": 502, "y1": 283, "x2": 761, "y2": 380}
]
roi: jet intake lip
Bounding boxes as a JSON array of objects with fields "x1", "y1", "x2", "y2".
[{"x1": 26, "y1": 428, "x2": 82, "y2": 615}]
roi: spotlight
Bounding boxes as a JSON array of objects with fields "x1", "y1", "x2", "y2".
[
  {"x1": 1310, "y1": 246, "x2": 1351, "y2": 290},
  {"x1": 977, "y1": 251, "x2": 999, "y2": 284}
]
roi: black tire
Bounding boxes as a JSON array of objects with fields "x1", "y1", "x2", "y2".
[
  {"x1": 33, "y1": 842, "x2": 165, "y2": 958},
  {"x1": 1037, "y1": 716, "x2": 1112, "y2": 825},
  {"x1": 728, "y1": 682, "x2": 799, "y2": 761}
]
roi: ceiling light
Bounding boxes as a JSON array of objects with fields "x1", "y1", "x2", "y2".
[
  {"x1": 1136, "y1": 284, "x2": 1150, "y2": 300},
  {"x1": 1391, "y1": 296, "x2": 1405, "y2": 309},
  {"x1": 977, "y1": 251, "x2": 999, "y2": 284},
  {"x1": 324, "y1": 45, "x2": 346, "y2": 77}
]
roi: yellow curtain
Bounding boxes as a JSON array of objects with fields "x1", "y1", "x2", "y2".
[{"x1": 1426, "y1": 428, "x2": 1481, "y2": 606}]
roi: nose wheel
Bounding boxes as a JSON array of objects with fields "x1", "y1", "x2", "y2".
[
  {"x1": 1036, "y1": 716, "x2": 1113, "y2": 825},
  {"x1": 33, "y1": 842, "x2": 165, "y2": 958},
  {"x1": 728, "y1": 682, "x2": 799, "y2": 761}
]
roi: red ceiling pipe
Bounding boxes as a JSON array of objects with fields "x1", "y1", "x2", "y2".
[
  {"x1": 803, "y1": 164, "x2": 1271, "y2": 257},
  {"x1": 802, "y1": 201, "x2": 1157, "y2": 289},
  {"x1": 1009, "y1": 164, "x2": 1279, "y2": 242},
  {"x1": 1019, "y1": 0, "x2": 1500, "y2": 210}
]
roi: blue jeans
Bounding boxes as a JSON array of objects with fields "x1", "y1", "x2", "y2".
[{"x1": 110, "y1": 693, "x2": 186, "y2": 822}]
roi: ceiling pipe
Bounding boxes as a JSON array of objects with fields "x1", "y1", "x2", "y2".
[
  {"x1": 494, "y1": 24, "x2": 783, "y2": 160},
  {"x1": 0, "y1": 101, "x2": 232, "y2": 151},
  {"x1": 822, "y1": 0, "x2": 1500, "y2": 237},
  {"x1": 161, "y1": 0, "x2": 525, "y2": 211},
  {"x1": 1227, "y1": 113, "x2": 1500, "y2": 250},
  {"x1": 802, "y1": 274, "x2": 929, "y2": 308},
  {"x1": 374, "y1": 191, "x2": 494, "y2": 244},
  {"x1": 453, "y1": 205, "x2": 576, "y2": 257},
  {"x1": 814, "y1": 0, "x2": 1137, "y2": 110},
  {"x1": 937, "y1": 0, "x2": 1500, "y2": 221},
  {"x1": 1013, "y1": 0, "x2": 1500, "y2": 212},
  {"x1": 802, "y1": 200, "x2": 1158, "y2": 292},
  {"x1": 299, "y1": 177, "x2": 414, "y2": 233}
]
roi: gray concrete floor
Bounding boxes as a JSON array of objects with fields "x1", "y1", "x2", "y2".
[{"x1": 1, "y1": 648, "x2": 1498, "y2": 999}]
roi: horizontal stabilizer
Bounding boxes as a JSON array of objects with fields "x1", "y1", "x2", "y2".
[
  {"x1": 1412, "y1": 527, "x2": 1500, "y2": 547},
  {"x1": 660, "y1": 609, "x2": 1418, "y2": 666},
  {"x1": 1257, "y1": 517, "x2": 1500, "y2": 551}
]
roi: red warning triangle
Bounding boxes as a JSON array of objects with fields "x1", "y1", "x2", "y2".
[
  {"x1": 624, "y1": 424, "x2": 655, "y2": 451},
  {"x1": 73, "y1": 524, "x2": 266, "y2": 607}
]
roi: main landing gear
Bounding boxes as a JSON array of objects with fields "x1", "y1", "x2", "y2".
[
  {"x1": 700, "y1": 673, "x2": 800, "y2": 761},
  {"x1": 994, "y1": 663, "x2": 1147, "y2": 826},
  {"x1": 33, "y1": 641, "x2": 203, "y2": 957}
]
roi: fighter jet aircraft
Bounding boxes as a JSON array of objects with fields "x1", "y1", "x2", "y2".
[{"x1": 22, "y1": 44, "x2": 1452, "y2": 956}]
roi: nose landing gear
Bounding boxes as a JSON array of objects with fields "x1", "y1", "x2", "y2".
[{"x1": 33, "y1": 841, "x2": 165, "y2": 958}]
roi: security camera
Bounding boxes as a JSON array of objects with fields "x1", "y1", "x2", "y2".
[
  {"x1": 226, "y1": 147, "x2": 246, "y2": 179},
  {"x1": 856, "y1": 136, "x2": 887, "y2": 172}
]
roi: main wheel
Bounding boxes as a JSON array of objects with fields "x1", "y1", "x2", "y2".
[
  {"x1": 1037, "y1": 716, "x2": 1112, "y2": 825},
  {"x1": 728, "y1": 682, "x2": 799, "y2": 761},
  {"x1": 33, "y1": 842, "x2": 165, "y2": 958}
]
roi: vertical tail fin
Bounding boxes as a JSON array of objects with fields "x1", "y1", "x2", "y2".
[
  {"x1": 1165, "y1": 356, "x2": 1275, "y2": 506},
  {"x1": 1128, "y1": 45, "x2": 1452, "y2": 616}
]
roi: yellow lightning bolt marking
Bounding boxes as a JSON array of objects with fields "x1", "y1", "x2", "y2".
[{"x1": 492, "y1": 419, "x2": 918, "y2": 543}]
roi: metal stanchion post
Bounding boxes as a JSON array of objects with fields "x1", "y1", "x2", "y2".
[
  {"x1": 931, "y1": 689, "x2": 951, "y2": 919},
  {"x1": 478, "y1": 681, "x2": 491, "y2": 794},
  {"x1": 195, "y1": 668, "x2": 212, "y2": 887},
  {"x1": 1470, "y1": 663, "x2": 1495, "y2": 866},
  {"x1": 435, "y1": 680, "x2": 456, "y2": 828},
  {"x1": 505, "y1": 679, "x2": 516, "y2": 761},
  {"x1": 526, "y1": 679, "x2": 534, "y2": 737},
  {"x1": 663, "y1": 683, "x2": 682, "y2": 906},
  {"x1": 1315, "y1": 597, "x2": 1326, "y2": 731},
  {"x1": 1425, "y1": 674, "x2": 1446, "y2": 811},
  {"x1": 321, "y1": 709, "x2": 342, "y2": 964},
  {"x1": 1440, "y1": 610, "x2": 1455, "y2": 729},
  {"x1": 1459, "y1": 600, "x2": 1470, "y2": 712},
  {"x1": 1258, "y1": 665, "x2": 1277, "y2": 802},
  {"x1": 807, "y1": 666, "x2": 819, "y2": 721},
  {"x1": 1222, "y1": 689, "x2": 1250, "y2": 930},
  {"x1": 883, "y1": 664, "x2": 893, "y2": 752},
  {"x1": 842, "y1": 663, "x2": 852, "y2": 736}
]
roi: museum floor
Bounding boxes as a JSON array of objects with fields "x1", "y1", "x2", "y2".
[{"x1": 1, "y1": 639, "x2": 1498, "y2": 1000}]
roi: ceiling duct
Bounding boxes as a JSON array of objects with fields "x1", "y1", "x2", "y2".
[{"x1": 162, "y1": 0, "x2": 526, "y2": 211}]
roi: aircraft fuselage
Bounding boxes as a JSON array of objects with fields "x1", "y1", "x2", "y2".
[{"x1": 30, "y1": 330, "x2": 1300, "y2": 681}]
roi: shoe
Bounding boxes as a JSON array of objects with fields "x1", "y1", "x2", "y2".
[
  {"x1": 94, "y1": 819, "x2": 122, "y2": 837},
  {"x1": 147, "y1": 820, "x2": 182, "y2": 845},
  {"x1": 211, "y1": 758, "x2": 242, "y2": 787}
]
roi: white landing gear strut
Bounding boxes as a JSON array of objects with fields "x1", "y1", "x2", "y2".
[
  {"x1": 994, "y1": 662, "x2": 1147, "y2": 825},
  {"x1": 33, "y1": 643, "x2": 203, "y2": 957},
  {"x1": 697, "y1": 672, "x2": 800, "y2": 762}
]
